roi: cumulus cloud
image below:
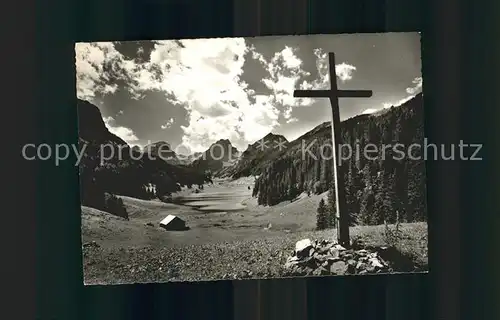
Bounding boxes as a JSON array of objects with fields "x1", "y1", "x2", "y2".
[
  {"x1": 259, "y1": 46, "x2": 312, "y2": 107},
  {"x1": 309, "y1": 49, "x2": 356, "y2": 84},
  {"x1": 250, "y1": 47, "x2": 358, "y2": 138},
  {"x1": 395, "y1": 95, "x2": 414, "y2": 106},
  {"x1": 363, "y1": 76, "x2": 423, "y2": 114},
  {"x1": 406, "y1": 76, "x2": 422, "y2": 95},
  {"x1": 392, "y1": 76, "x2": 423, "y2": 106},
  {"x1": 160, "y1": 118, "x2": 174, "y2": 129},
  {"x1": 76, "y1": 40, "x2": 358, "y2": 152},
  {"x1": 75, "y1": 43, "x2": 125, "y2": 101},
  {"x1": 336, "y1": 63, "x2": 357, "y2": 81},
  {"x1": 78, "y1": 39, "x2": 254, "y2": 151},
  {"x1": 103, "y1": 116, "x2": 139, "y2": 144},
  {"x1": 361, "y1": 108, "x2": 379, "y2": 115},
  {"x1": 107, "y1": 38, "x2": 290, "y2": 151},
  {"x1": 75, "y1": 42, "x2": 163, "y2": 102},
  {"x1": 136, "y1": 38, "x2": 254, "y2": 151},
  {"x1": 283, "y1": 106, "x2": 293, "y2": 120}
]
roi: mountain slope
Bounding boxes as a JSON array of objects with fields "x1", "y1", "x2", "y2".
[
  {"x1": 77, "y1": 99, "x2": 209, "y2": 213},
  {"x1": 143, "y1": 141, "x2": 191, "y2": 166},
  {"x1": 217, "y1": 133, "x2": 289, "y2": 178}
]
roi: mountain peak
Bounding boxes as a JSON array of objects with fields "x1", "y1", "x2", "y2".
[
  {"x1": 216, "y1": 133, "x2": 289, "y2": 179},
  {"x1": 77, "y1": 99, "x2": 127, "y2": 146},
  {"x1": 246, "y1": 133, "x2": 288, "y2": 151},
  {"x1": 263, "y1": 132, "x2": 283, "y2": 139},
  {"x1": 145, "y1": 141, "x2": 171, "y2": 150},
  {"x1": 207, "y1": 139, "x2": 240, "y2": 154}
]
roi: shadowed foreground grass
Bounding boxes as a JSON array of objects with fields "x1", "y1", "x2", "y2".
[{"x1": 83, "y1": 222, "x2": 427, "y2": 285}]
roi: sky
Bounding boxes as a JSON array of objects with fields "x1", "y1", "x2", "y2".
[{"x1": 75, "y1": 32, "x2": 422, "y2": 154}]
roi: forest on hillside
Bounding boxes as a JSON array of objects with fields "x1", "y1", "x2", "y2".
[
  {"x1": 77, "y1": 99, "x2": 210, "y2": 218},
  {"x1": 253, "y1": 93, "x2": 426, "y2": 226}
]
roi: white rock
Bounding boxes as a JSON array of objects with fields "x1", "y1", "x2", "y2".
[
  {"x1": 328, "y1": 248, "x2": 340, "y2": 259},
  {"x1": 295, "y1": 239, "x2": 313, "y2": 256},
  {"x1": 369, "y1": 258, "x2": 384, "y2": 268},
  {"x1": 333, "y1": 244, "x2": 346, "y2": 251}
]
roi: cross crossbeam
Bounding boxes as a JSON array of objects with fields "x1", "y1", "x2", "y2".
[
  {"x1": 293, "y1": 52, "x2": 373, "y2": 247},
  {"x1": 294, "y1": 90, "x2": 373, "y2": 98}
]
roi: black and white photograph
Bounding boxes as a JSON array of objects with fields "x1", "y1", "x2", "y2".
[{"x1": 76, "y1": 32, "x2": 427, "y2": 285}]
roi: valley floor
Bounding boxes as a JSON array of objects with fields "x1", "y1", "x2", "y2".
[{"x1": 81, "y1": 177, "x2": 428, "y2": 284}]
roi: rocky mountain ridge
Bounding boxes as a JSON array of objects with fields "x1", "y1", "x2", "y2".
[
  {"x1": 77, "y1": 99, "x2": 209, "y2": 214},
  {"x1": 191, "y1": 139, "x2": 241, "y2": 173}
]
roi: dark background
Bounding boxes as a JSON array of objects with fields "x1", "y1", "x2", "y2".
[{"x1": 9, "y1": 0, "x2": 498, "y2": 318}]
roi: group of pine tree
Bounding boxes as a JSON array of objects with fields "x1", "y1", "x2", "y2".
[{"x1": 253, "y1": 93, "x2": 426, "y2": 228}]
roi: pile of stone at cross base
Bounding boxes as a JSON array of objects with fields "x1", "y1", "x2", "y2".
[{"x1": 284, "y1": 238, "x2": 393, "y2": 277}]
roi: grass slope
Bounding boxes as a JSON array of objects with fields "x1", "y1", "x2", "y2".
[
  {"x1": 81, "y1": 178, "x2": 428, "y2": 284},
  {"x1": 83, "y1": 222, "x2": 427, "y2": 285}
]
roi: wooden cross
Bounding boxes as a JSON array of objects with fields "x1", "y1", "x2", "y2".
[{"x1": 294, "y1": 52, "x2": 372, "y2": 247}]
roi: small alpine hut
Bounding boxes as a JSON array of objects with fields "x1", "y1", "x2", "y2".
[{"x1": 159, "y1": 214, "x2": 187, "y2": 231}]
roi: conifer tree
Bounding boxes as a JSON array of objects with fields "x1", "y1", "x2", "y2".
[
  {"x1": 316, "y1": 198, "x2": 328, "y2": 230},
  {"x1": 326, "y1": 183, "x2": 336, "y2": 228}
]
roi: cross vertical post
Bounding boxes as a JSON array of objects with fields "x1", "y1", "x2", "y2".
[{"x1": 293, "y1": 52, "x2": 372, "y2": 247}]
